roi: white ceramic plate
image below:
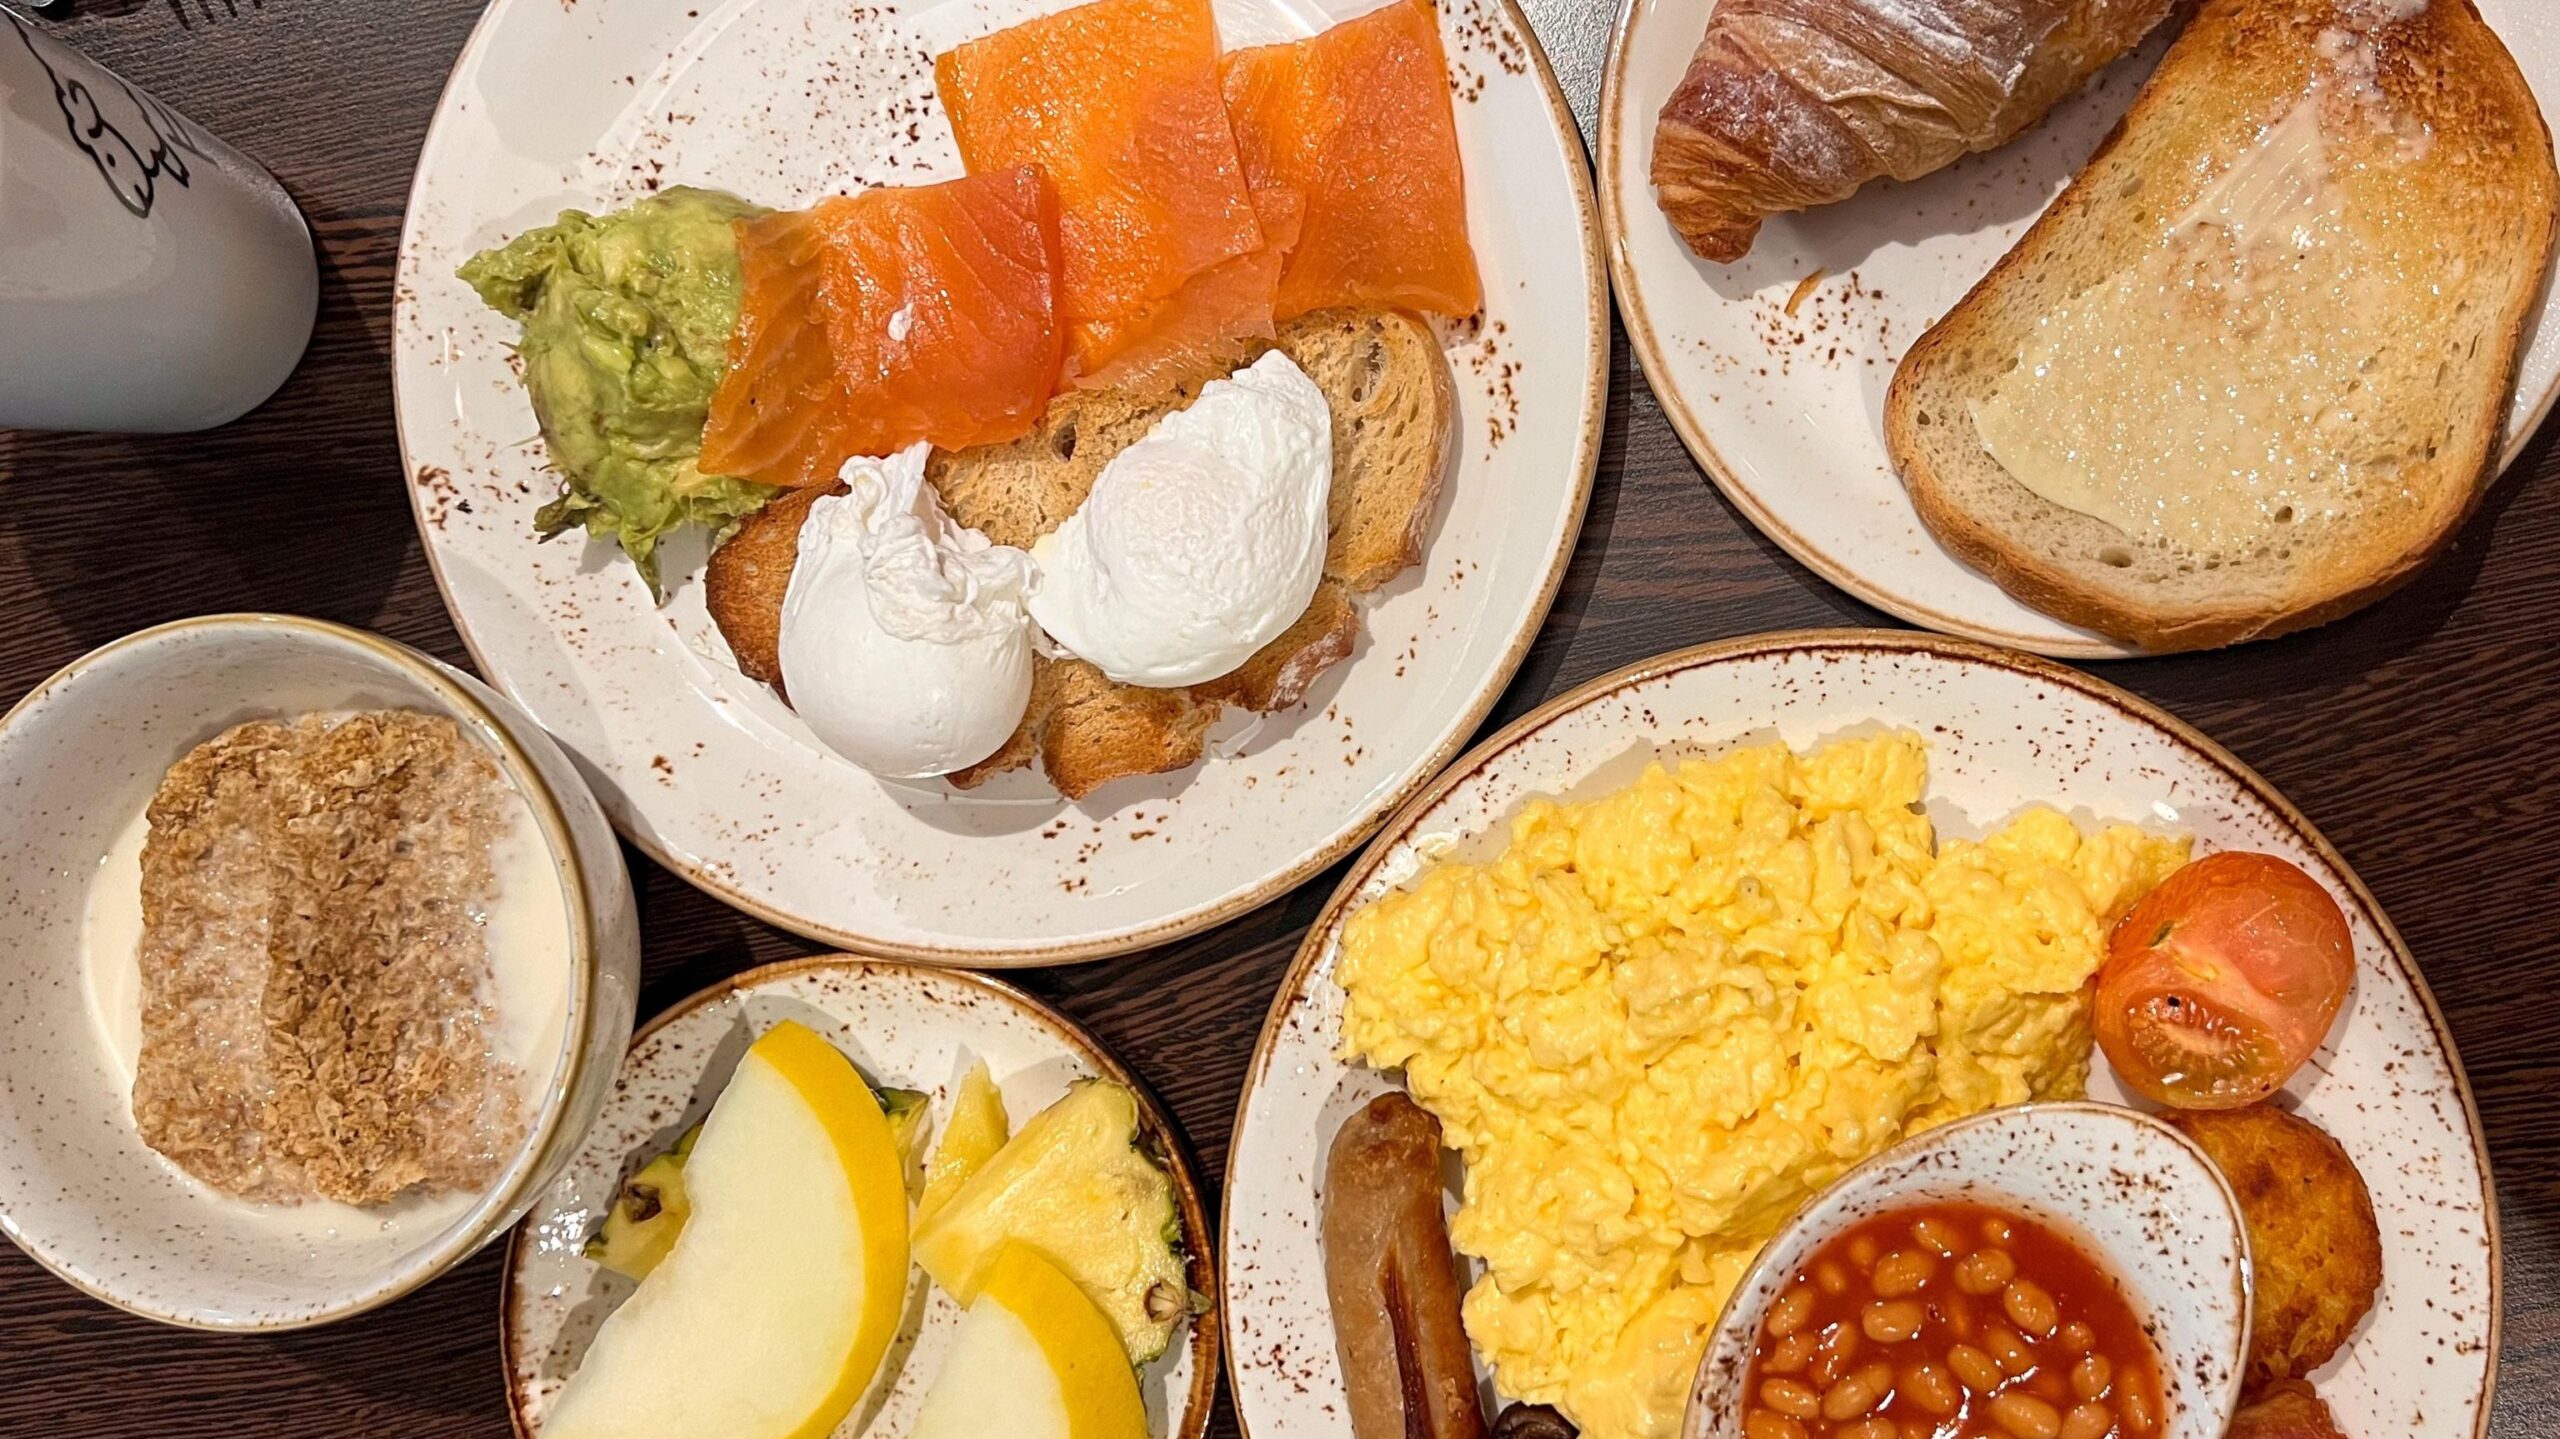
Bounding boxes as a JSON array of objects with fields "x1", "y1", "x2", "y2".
[
  {"x1": 1222, "y1": 631, "x2": 2496, "y2": 1438},
  {"x1": 1598, "y1": 2, "x2": 2560, "y2": 658},
  {"x1": 504, "y1": 955, "x2": 1217, "y2": 1439},
  {"x1": 390, "y1": 0, "x2": 1606, "y2": 965}
]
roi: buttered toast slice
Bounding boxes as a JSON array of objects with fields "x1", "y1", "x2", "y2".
[
  {"x1": 1885, "y1": 0, "x2": 2556, "y2": 652},
  {"x1": 707, "y1": 307, "x2": 1454, "y2": 798}
]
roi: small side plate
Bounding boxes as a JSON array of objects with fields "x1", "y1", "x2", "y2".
[
  {"x1": 1597, "y1": 0, "x2": 2560, "y2": 657},
  {"x1": 503, "y1": 955, "x2": 1218, "y2": 1439}
]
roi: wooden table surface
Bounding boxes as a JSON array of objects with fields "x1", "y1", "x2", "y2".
[{"x1": 2, "y1": 1, "x2": 2555, "y2": 1435}]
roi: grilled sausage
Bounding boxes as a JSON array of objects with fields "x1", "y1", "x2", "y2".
[{"x1": 1323, "y1": 1093, "x2": 1488, "y2": 1439}]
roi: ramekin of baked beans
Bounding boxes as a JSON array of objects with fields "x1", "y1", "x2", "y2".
[
  {"x1": 1677, "y1": 1105, "x2": 2250, "y2": 1439},
  {"x1": 1740, "y1": 1202, "x2": 2164, "y2": 1439}
]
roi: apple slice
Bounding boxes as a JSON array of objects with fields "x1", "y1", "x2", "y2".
[
  {"x1": 913, "y1": 1243, "x2": 1149, "y2": 1439},
  {"x1": 545, "y1": 1021, "x2": 910, "y2": 1439}
]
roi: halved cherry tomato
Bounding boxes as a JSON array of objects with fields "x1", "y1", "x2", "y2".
[{"x1": 2095, "y1": 852, "x2": 2355, "y2": 1110}]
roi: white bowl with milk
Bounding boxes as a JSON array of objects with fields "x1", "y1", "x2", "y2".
[{"x1": 0, "y1": 614, "x2": 640, "y2": 1328}]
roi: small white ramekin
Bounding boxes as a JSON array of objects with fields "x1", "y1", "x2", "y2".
[{"x1": 1685, "y1": 1101, "x2": 2252, "y2": 1439}]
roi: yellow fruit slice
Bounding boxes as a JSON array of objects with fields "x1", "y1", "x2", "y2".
[
  {"x1": 919, "y1": 1059, "x2": 1009, "y2": 1223},
  {"x1": 912, "y1": 1243, "x2": 1150, "y2": 1439},
  {"x1": 914, "y1": 1079, "x2": 1187, "y2": 1363},
  {"x1": 545, "y1": 1020, "x2": 910, "y2": 1439}
]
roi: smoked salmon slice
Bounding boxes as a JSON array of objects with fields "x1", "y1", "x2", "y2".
[
  {"x1": 1073, "y1": 184, "x2": 1304, "y2": 392},
  {"x1": 702, "y1": 205, "x2": 854, "y2": 490},
  {"x1": 1222, "y1": 0, "x2": 1482, "y2": 321},
  {"x1": 935, "y1": 0, "x2": 1264, "y2": 378},
  {"x1": 701, "y1": 166, "x2": 1063, "y2": 486}
]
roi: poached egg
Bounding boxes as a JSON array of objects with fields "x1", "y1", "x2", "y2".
[
  {"x1": 777, "y1": 444, "x2": 1039, "y2": 778},
  {"x1": 1029, "y1": 351, "x2": 1332, "y2": 688}
]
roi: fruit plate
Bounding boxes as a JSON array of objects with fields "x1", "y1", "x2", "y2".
[
  {"x1": 1221, "y1": 630, "x2": 2496, "y2": 1438},
  {"x1": 504, "y1": 955, "x2": 1217, "y2": 1439},
  {"x1": 389, "y1": 0, "x2": 1606, "y2": 965},
  {"x1": 1597, "y1": 1, "x2": 2560, "y2": 659}
]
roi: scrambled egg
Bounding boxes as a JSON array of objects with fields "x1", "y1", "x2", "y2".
[{"x1": 1335, "y1": 734, "x2": 2186, "y2": 1439}]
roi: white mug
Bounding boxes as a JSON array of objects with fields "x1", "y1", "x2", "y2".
[{"x1": 0, "y1": 7, "x2": 317, "y2": 433}]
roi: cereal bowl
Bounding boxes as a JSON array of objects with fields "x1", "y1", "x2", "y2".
[
  {"x1": 1684, "y1": 1102, "x2": 2250, "y2": 1439},
  {"x1": 0, "y1": 614, "x2": 640, "y2": 1329}
]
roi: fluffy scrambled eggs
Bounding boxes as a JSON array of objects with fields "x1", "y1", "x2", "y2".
[{"x1": 1335, "y1": 734, "x2": 2187, "y2": 1439}]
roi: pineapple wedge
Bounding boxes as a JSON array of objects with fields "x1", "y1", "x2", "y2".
[
  {"x1": 919, "y1": 1060, "x2": 1009, "y2": 1223},
  {"x1": 880, "y1": 1086, "x2": 932, "y2": 1199},
  {"x1": 913, "y1": 1080, "x2": 1188, "y2": 1365},
  {"x1": 586, "y1": 1125, "x2": 701, "y2": 1281}
]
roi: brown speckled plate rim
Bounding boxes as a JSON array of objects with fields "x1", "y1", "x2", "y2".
[
  {"x1": 1590, "y1": 0, "x2": 2560, "y2": 663},
  {"x1": 1218, "y1": 627, "x2": 2500, "y2": 1439},
  {"x1": 389, "y1": 0, "x2": 1610, "y2": 970},
  {"x1": 499, "y1": 951, "x2": 1220, "y2": 1439},
  {"x1": 0, "y1": 613, "x2": 601, "y2": 1333}
]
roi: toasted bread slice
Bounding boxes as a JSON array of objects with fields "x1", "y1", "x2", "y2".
[
  {"x1": 706, "y1": 306, "x2": 1453, "y2": 796},
  {"x1": 1191, "y1": 579, "x2": 1361, "y2": 712},
  {"x1": 932, "y1": 307, "x2": 1453, "y2": 588},
  {"x1": 1885, "y1": 0, "x2": 2557, "y2": 652},
  {"x1": 704, "y1": 485, "x2": 826, "y2": 686},
  {"x1": 1296, "y1": 309, "x2": 1456, "y2": 591}
]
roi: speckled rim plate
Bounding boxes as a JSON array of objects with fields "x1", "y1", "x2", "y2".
[
  {"x1": 389, "y1": 0, "x2": 1606, "y2": 966},
  {"x1": 1222, "y1": 630, "x2": 2497, "y2": 1439},
  {"x1": 502, "y1": 953, "x2": 1218, "y2": 1439},
  {"x1": 1596, "y1": 1, "x2": 2560, "y2": 659}
]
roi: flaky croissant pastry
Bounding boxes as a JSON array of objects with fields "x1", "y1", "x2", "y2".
[{"x1": 1651, "y1": 0, "x2": 2177, "y2": 261}]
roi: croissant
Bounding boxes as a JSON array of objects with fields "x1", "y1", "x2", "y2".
[{"x1": 1650, "y1": 0, "x2": 2177, "y2": 261}]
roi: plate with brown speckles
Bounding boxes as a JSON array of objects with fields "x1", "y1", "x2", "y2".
[
  {"x1": 1597, "y1": 0, "x2": 2560, "y2": 659},
  {"x1": 1223, "y1": 631, "x2": 2495, "y2": 1439},
  {"x1": 389, "y1": 0, "x2": 1606, "y2": 965},
  {"x1": 503, "y1": 954, "x2": 1218, "y2": 1439}
]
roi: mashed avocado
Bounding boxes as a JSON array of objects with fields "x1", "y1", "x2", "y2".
[{"x1": 460, "y1": 187, "x2": 775, "y2": 594}]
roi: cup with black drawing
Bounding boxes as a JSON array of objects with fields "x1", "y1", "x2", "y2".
[{"x1": 0, "y1": 6, "x2": 316, "y2": 433}]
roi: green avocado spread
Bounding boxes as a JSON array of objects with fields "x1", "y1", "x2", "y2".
[{"x1": 459, "y1": 186, "x2": 775, "y2": 595}]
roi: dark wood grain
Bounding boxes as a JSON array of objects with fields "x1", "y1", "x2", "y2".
[{"x1": 2, "y1": 1, "x2": 2556, "y2": 1435}]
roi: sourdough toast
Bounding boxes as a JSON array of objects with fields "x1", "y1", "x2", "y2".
[
  {"x1": 1884, "y1": 0, "x2": 2557, "y2": 652},
  {"x1": 706, "y1": 307, "x2": 1452, "y2": 797}
]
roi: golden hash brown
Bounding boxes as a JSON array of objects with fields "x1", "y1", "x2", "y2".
[{"x1": 2168, "y1": 1105, "x2": 2382, "y2": 1387}]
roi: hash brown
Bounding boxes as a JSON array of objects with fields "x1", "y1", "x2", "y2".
[{"x1": 2169, "y1": 1104, "x2": 2383, "y2": 1387}]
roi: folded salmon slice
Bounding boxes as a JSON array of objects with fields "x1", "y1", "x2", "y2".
[
  {"x1": 701, "y1": 167, "x2": 1064, "y2": 486},
  {"x1": 1073, "y1": 185, "x2": 1305, "y2": 392},
  {"x1": 1222, "y1": 0, "x2": 1482, "y2": 321},
  {"x1": 936, "y1": 0, "x2": 1264, "y2": 379},
  {"x1": 701, "y1": 205, "x2": 850, "y2": 490}
]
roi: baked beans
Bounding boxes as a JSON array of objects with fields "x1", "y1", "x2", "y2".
[{"x1": 1739, "y1": 1203, "x2": 2166, "y2": 1439}]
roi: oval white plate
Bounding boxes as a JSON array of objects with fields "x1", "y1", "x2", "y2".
[
  {"x1": 1222, "y1": 631, "x2": 2496, "y2": 1438},
  {"x1": 1598, "y1": 2, "x2": 2560, "y2": 658},
  {"x1": 504, "y1": 955, "x2": 1217, "y2": 1439},
  {"x1": 389, "y1": 0, "x2": 1605, "y2": 964}
]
